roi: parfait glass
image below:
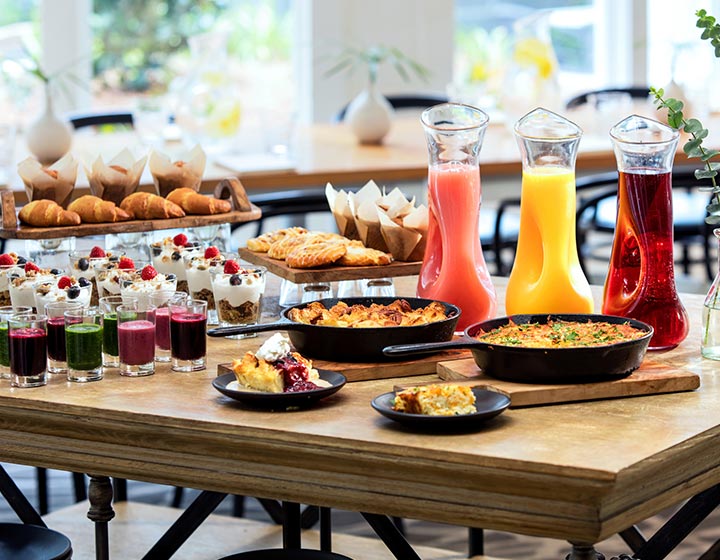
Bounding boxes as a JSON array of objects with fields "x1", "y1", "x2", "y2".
[
  {"x1": 603, "y1": 115, "x2": 689, "y2": 350},
  {"x1": 416, "y1": 103, "x2": 496, "y2": 330},
  {"x1": 506, "y1": 108, "x2": 593, "y2": 314}
]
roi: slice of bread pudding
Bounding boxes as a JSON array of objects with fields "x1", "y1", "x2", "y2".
[{"x1": 393, "y1": 384, "x2": 477, "y2": 416}]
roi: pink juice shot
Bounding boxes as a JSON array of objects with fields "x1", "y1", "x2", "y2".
[
  {"x1": 155, "y1": 307, "x2": 171, "y2": 351},
  {"x1": 47, "y1": 317, "x2": 67, "y2": 362},
  {"x1": 118, "y1": 320, "x2": 155, "y2": 366},
  {"x1": 9, "y1": 327, "x2": 47, "y2": 377},
  {"x1": 170, "y1": 313, "x2": 207, "y2": 361},
  {"x1": 417, "y1": 162, "x2": 496, "y2": 330}
]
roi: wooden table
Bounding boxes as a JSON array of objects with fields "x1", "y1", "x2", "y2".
[
  {"x1": 10, "y1": 115, "x2": 692, "y2": 205},
  {"x1": 0, "y1": 277, "x2": 716, "y2": 558}
]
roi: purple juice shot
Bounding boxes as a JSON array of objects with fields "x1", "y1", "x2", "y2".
[
  {"x1": 47, "y1": 317, "x2": 67, "y2": 362},
  {"x1": 118, "y1": 320, "x2": 155, "y2": 366},
  {"x1": 170, "y1": 312, "x2": 206, "y2": 360},
  {"x1": 9, "y1": 327, "x2": 47, "y2": 377},
  {"x1": 155, "y1": 307, "x2": 171, "y2": 351}
]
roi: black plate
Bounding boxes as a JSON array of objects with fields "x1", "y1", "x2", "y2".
[
  {"x1": 212, "y1": 369, "x2": 346, "y2": 409},
  {"x1": 371, "y1": 387, "x2": 510, "y2": 429}
]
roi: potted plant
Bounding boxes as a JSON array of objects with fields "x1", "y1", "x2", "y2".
[
  {"x1": 650, "y1": 8, "x2": 720, "y2": 359},
  {"x1": 325, "y1": 45, "x2": 429, "y2": 144}
]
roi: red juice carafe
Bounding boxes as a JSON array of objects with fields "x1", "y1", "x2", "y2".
[
  {"x1": 416, "y1": 103, "x2": 497, "y2": 331},
  {"x1": 603, "y1": 115, "x2": 689, "y2": 349}
]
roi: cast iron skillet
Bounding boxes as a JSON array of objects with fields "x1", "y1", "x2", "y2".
[
  {"x1": 207, "y1": 297, "x2": 461, "y2": 362},
  {"x1": 383, "y1": 314, "x2": 653, "y2": 383}
]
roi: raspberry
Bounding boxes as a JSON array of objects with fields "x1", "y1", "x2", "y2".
[
  {"x1": 0, "y1": 254, "x2": 14, "y2": 266},
  {"x1": 24, "y1": 262, "x2": 39, "y2": 273},
  {"x1": 172, "y1": 233, "x2": 188, "y2": 247},
  {"x1": 89, "y1": 246, "x2": 106, "y2": 259},
  {"x1": 223, "y1": 260, "x2": 241, "y2": 274},
  {"x1": 141, "y1": 265, "x2": 158, "y2": 281},
  {"x1": 57, "y1": 276, "x2": 73, "y2": 290},
  {"x1": 118, "y1": 257, "x2": 135, "y2": 270},
  {"x1": 204, "y1": 246, "x2": 220, "y2": 259}
]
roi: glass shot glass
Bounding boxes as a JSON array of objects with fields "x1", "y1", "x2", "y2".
[
  {"x1": 99, "y1": 295, "x2": 138, "y2": 368},
  {"x1": 301, "y1": 283, "x2": 333, "y2": 303},
  {"x1": 363, "y1": 278, "x2": 395, "y2": 298},
  {"x1": 169, "y1": 299, "x2": 207, "y2": 372},
  {"x1": 0, "y1": 305, "x2": 33, "y2": 379},
  {"x1": 64, "y1": 307, "x2": 104, "y2": 382},
  {"x1": 44, "y1": 301, "x2": 83, "y2": 374},
  {"x1": 149, "y1": 291, "x2": 187, "y2": 363},
  {"x1": 117, "y1": 303, "x2": 156, "y2": 377},
  {"x1": 8, "y1": 313, "x2": 48, "y2": 388},
  {"x1": 210, "y1": 266, "x2": 266, "y2": 338}
]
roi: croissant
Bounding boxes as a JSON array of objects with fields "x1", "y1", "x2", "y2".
[
  {"x1": 19, "y1": 199, "x2": 81, "y2": 227},
  {"x1": 68, "y1": 195, "x2": 133, "y2": 223},
  {"x1": 120, "y1": 192, "x2": 185, "y2": 219},
  {"x1": 166, "y1": 187, "x2": 231, "y2": 215}
]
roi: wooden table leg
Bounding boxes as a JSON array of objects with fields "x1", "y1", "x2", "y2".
[
  {"x1": 566, "y1": 543, "x2": 605, "y2": 560},
  {"x1": 87, "y1": 475, "x2": 115, "y2": 560}
]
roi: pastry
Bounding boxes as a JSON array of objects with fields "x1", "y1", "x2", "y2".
[
  {"x1": 68, "y1": 195, "x2": 133, "y2": 223},
  {"x1": 336, "y1": 241, "x2": 393, "y2": 266},
  {"x1": 86, "y1": 149, "x2": 147, "y2": 205},
  {"x1": 149, "y1": 146, "x2": 206, "y2": 197},
  {"x1": 246, "y1": 227, "x2": 308, "y2": 253},
  {"x1": 266, "y1": 232, "x2": 311, "y2": 260},
  {"x1": 285, "y1": 239, "x2": 346, "y2": 268},
  {"x1": 120, "y1": 192, "x2": 185, "y2": 219},
  {"x1": 166, "y1": 187, "x2": 231, "y2": 215},
  {"x1": 289, "y1": 299, "x2": 449, "y2": 328},
  {"x1": 18, "y1": 200, "x2": 81, "y2": 227}
]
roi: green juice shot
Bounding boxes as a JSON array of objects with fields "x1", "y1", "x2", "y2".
[{"x1": 65, "y1": 308, "x2": 104, "y2": 382}]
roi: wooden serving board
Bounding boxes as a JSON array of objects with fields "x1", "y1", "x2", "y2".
[
  {"x1": 238, "y1": 247, "x2": 421, "y2": 283},
  {"x1": 218, "y1": 349, "x2": 470, "y2": 383},
  {"x1": 436, "y1": 358, "x2": 700, "y2": 408},
  {"x1": 1, "y1": 177, "x2": 261, "y2": 239}
]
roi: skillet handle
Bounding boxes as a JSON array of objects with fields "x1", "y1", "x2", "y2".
[
  {"x1": 207, "y1": 321, "x2": 303, "y2": 337},
  {"x1": 383, "y1": 339, "x2": 480, "y2": 357}
]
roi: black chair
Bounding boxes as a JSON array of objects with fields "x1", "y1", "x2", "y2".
[
  {"x1": 334, "y1": 94, "x2": 448, "y2": 122},
  {"x1": 0, "y1": 465, "x2": 72, "y2": 559},
  {"x1": 565, "y1": 86, "x2": 651, "y2": 110},
  {"x1": 67, "y1": 110, "x2": 134, "y2": 130}
]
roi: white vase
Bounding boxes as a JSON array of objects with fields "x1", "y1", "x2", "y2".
[
  {"x1": 344, "y1": 84, "x2": 394, "y2": 145},
  {"x1": 26, "y1": 84, "x2": 72, "y2": 165}
]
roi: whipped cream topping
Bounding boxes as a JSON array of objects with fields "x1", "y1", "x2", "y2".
[{"x1": 256, "y1": 333, "x2": 292, "y2": 362}]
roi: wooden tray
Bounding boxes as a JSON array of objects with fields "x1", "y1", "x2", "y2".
[
  {"x1": 1, "y1": 177, "x2": 261, "y2": 239},
  {"x1": 218, "y1": 349, "x2": 470, "y2": 383},
  {"x1": 238, "y1": 247, "x2": 421, "y2": 283},
  {"x1": 436, "y1": 358, "x2": 700, "y2": 408}
]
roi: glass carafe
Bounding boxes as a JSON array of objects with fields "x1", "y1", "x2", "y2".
[
  {"x1": 506, "y1": 108, "x2": 593, "y2": 314},
  {"x1": 603, "y1": 115, "x2": 689, "y2": 350},
  {"x1": 703, "y1": 229, "x2": 720, "y2": 360},
  {"x1": 417, "y1": 103, "x2": 496, "y2": 331}
]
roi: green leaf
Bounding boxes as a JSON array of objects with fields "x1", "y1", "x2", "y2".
[
  {"x1": 701, "y1": 148, "x2": 719, "y2": 161},
  {"x1": 668, "y1": 112, "x2": 684, "y2": 129},
  {"x1": 666, "y1": 98, "x2": 684, "y2": 112},
  {"x1": 706, "y1": 213, "x2": 720, "y2": 225},
  {"x1": 684, "y1": 118, "x2": 703, "y2": 133},
  {"x1": 695, "y1": 169, "x2": 718, "y2": 179},
  {"x1": 710, "y1": 162, "x2": 720, "y2": 171},
  {"x1": 707, "y1": 202, "x2": 720, "y2": 214}
]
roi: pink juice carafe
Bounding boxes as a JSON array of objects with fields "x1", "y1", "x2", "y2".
[
  {"x1": 416, "y1": 103, "x2": 497, "y2": 330},
  {"x1": 603, "y1": 115, "x2": 689, "y2": 349}
]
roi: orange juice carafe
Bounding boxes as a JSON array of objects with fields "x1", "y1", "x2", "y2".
[
  {"x1": 416, "y1": 103, "x2": 497, "y2": 331},
  {"x1": 506, "y1": 108, "x2": 593, "y2": 314}
]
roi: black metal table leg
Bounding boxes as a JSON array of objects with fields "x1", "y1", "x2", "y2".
[
  {"x1": 282, "y1": 501, "x2": 301, "y2": 549},
  {"x1": 112, "y1": 478, "x2": 127, "y2": 502},
  {"x1": 87, "y1": 475, "x2": 115, "y2": 560},
  {"x1": 73, "y1": 472, "x2": 87, "y2": 502},
  {"x1": 142, "y1": 490, "x2": 227, "y2": 560},
  {"x1": 320, "y1": 507, "x2": 332, "y2": 552},
  {"x1": 36, "y1": 467, "x2": 49, "y2": 515},
  {"x1": 0, "y1": 464, "x2": 46, "y2": 526},
  {"x1": 566, "y1": 543, "x2": 605, "y2": 560},
  {"x1": 469, "y1": 527, "x2": 484, "y2": 556},
  {"x1": 361, "y1": 512, "x2": 422, "y2": 560}
]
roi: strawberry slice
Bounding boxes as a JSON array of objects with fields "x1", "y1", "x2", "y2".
[
  {"x1": 223, "y1": 260, "x2": 241, "y2": 274},
  {"x1": 57, "y1": 276, "x2": 73, "y2": 290},
  {"x1": 172, "y1": 233, "x2": 188, "y2": 247},
  {"x1": 141, "y1": 265, "x2": 158, "y2": 281},
  {"x1": 24, "y1": 262, "x2": 40, "y2": 273},
  {"x1": 89, "y1": 246, "x2": 106, "y2": 259},
  {"x1": 204, "y1": 246, "x2": 220, "y2": 259},
  {"x1": 0, "y1": 254, "x2": 14, "y2": 266},
  {"x1": 118, "y1": 257, "x2": 135, "y2": 270}
]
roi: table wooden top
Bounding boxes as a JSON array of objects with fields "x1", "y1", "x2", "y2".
[
  {"x1": 0, "y1": 276, "x2": 715, "y2": 545},
  {"x1": 10, "y1": 114, "x2": 699, "y2": 204}
]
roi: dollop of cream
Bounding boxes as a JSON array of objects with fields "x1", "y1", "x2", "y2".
[{"x1": 256, "y1": 333, "x2": 292, "y2": 362}]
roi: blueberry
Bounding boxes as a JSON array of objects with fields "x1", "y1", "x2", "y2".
[
  {"x1": 9, "y1": 273, "x2": 19, "y2": 280},
  {"x1": 230, "y1": 274, "x2": 241, "y2": 286},
  {"x1": 16, "y1": 257, "x2": 26, "y2": 265},
  {"x1": 78, "y1": 258, "x2": 89, "y2": 271},
  {"x1": 50, "y1": 268, "x2": 62, "y2": 275},
  {"x1": 78, "y1": 277, "x2": 91, "y2": 287},
  {"x1": 67, "y1": 286, "x2": 81, "y2": 299},
  {"x1": 171, "y1": 251, "x2": 182, "y2": 261},
  {"x1": 109, "y1": 255, "x2": 119, "y2": 262},
  {"x1": 166, "y1": 274, "x2": 176, "y2": 281}
]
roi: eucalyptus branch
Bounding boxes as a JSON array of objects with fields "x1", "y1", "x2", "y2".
[{"x1": 650, "y1": 87, "x2": 720, "y2": 225}]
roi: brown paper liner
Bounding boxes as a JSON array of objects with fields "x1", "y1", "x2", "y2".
[
  {"x1": 381, "y1": 225, "x2": 425, "y2": 261},
  {"x1": 332, "y1": 209, "x2": 360, "y2": 240},
  {"x1": 356, "y1": 217, "x2": 389, "y2": 252}
]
